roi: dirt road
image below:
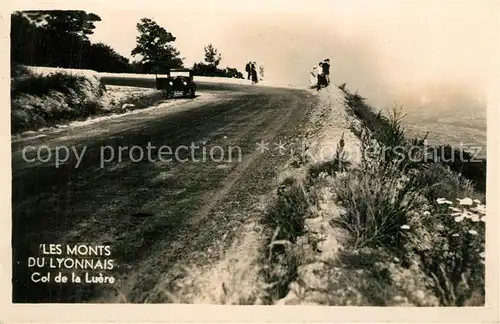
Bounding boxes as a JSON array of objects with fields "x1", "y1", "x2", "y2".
[{"x1": 11, "y1": 84, "x2": 319, "y2": 303}]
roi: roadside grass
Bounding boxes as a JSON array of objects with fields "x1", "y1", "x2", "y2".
[
  {"x1": 10, "y1": 64, "x2": 166, "y2": 134},
  {"x1": 261, "y1": 131, "x2": 351, "y2": 304},
  {"x1": 307, "y1": 133, "x2": 351, "y2": 181},
  {"x1": 11, "y1": 66, "x2": 106, "y2": 133},
  {"x1": 266, "y1": 84, "x2": 486, "y2": 306},
  {"x1": 331, "y1": 86, "x2": 485, "y2": 306},
  {"x1": 262, "y1": 176, "x2": 310, "y2": 301},
  {"x1": 11, "y1": 66, "x2": 105, "y2": 99}
]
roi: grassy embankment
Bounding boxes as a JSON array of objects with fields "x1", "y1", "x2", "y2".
[
  {"x1": 262, "y1": 84, "x2": 486, "y2": 306},
  {"x1": 11, "y1": 65, "x2": 165, "y2": 134}
]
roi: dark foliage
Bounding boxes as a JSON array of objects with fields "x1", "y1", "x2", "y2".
[
  {"x1": 192, "y1": 44, "x2": 244, "y2": 78},
  {"x1": 192, "y1": 62, "x2": 244, "y2": 78},
  {"x1": 131, "y1": 18, "x2": 184, "y2": 73},
  {"x1": 11, "y1": 11, "x2": 130, "y2": 73}
]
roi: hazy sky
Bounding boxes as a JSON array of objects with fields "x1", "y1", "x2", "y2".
[{"x1": 17, "y1": 0, "x2": 498, "y2": 105}]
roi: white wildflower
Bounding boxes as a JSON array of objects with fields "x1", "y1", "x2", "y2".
[
  {"x1": 437, "y1": 198, "x2": 453, "y2": 205},
  {"x1": 423, "y1": 211, "x2": 431, "y2": 216},
  {"x1": 393, "y1": 257, "x2": 400, "y2": 262},
  {"x1": 479, "y1": 251, "x2": 485, "y2": 258},
  {"x1": 468, "y1": 229, "x2": 478, "y2": 235},
  {"x1": 454, "y1": 216, "x2": 465, "y2": 222},
  {"x1": 452, "y1": 233, "x2": 460, "y2": 237},
  {"x1": 400, "y1": 225, "x2": 410, "y2": 230},
  {"x1": 457, "y1": 197, "x2": 473, "y2": 206},
  {"x1": 470, "y1": 214, "x2": 480, "y2": 222},
  {"x1": 472, "y1": 205, "x2": 486, "y2": 215},
  {"x1": 473, "y1": 199, "x2": 482, "y2": 204},
  {"x1": 462, "y1": 210, "x2": 474, "y2": 219}
]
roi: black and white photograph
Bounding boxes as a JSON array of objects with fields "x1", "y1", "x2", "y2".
[{"x1": 3, "y1": 0, "x2": 498, "y2": 318}]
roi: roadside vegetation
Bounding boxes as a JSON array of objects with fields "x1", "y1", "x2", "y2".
[
  {"x1": 11, "y1": 10, "x2": 245, "y2": 134},
  {"x1": 263, "y1": 84, "x2": 486, "y2": 306},
  {"x1": 12, "y1": 11, "x2": 243, "y2": 77},
  {"x1": 192, "y1": 44, "x2": 244, "y2": 79},
  {"x1": 11, "y1": 64, "x2": 105, "y2": 133},
  {"x1": 11, "y1": 64, "x2": 165, "y2": 134}
]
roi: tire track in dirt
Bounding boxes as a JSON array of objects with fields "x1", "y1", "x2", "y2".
[
  {"x1": 131, "y1": 90, "x2": 319, "y2": 304},
  {"x1": 89, "y1": 93, "x2": 297, "y2": 303},
  {"x1": 12, "y1": 91, "x2": 257, "y2": 303},
  {"x1": 11, "y1": 86, "x2": 318, "y2": 303},
  {"x1": 190, "y1": 95, "x2": 296, "y2": 225}
]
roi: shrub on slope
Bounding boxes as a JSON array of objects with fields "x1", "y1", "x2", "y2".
[{"x1": 11, "y1": 65, "x2": 106, "y2": 133}]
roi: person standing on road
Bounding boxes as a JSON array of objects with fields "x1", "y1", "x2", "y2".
[
  {"x1": 251, "y1": 62, "x2": 259, "y2": 84},
  {"x1": 317, "y1": 62, "x2": 326, "y2": 90},
  {"x1": 322, "y1": 58, "x2": 331, "y2": 86},
  {"x1": 245, "y1": 61, "x2": 252, "y2": 80},
  {"x1": 309, "y1": 65, "x2": 318, "y2": 88}
]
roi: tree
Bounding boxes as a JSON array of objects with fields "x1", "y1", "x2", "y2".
[
  {"x1": 88, "y1": 43, "x2": 129, "y2": 72},
  {"x1": 11, "y1": 10, "x2": 102, "y2": 68},
  {"x1": 21, "y1": 10, "x2": 101, "y2": 40},
  {"x1": 128, "y1": 60, "x2": 145, "y2": 73},
  {"x1": 192, "y1": 44, "x2": 243, "y2": 78},
  {"x1": 131, "y1": 18, "x2": 183, "y2": 74},
  {"x1": 11, "y1": 11, "x2": 130, "y2": 72},
  {"x1": 204, "y1": 43, "x2": 222, "y2": 68},
  {"x1": 191, "y1": 43, "x2": 243, "y2": 78},
  {"x1": 192, "y1": 44, "x2": 223, "y2": 76}
]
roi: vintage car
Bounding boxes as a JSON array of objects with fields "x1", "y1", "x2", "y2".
[{"x1": 156, "y1": 68, "x2": 196, "y2": 98}]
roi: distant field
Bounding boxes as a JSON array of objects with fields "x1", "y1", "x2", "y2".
[
  {"x1": 405, "y1": 109, "x2": 486, "y2": 157},
  {"x1": 400, "y1": 99, "x2": 486, "y2": 157},
  {"x1": 364, "y1": 87, "x2": 487, "y2": 158}
]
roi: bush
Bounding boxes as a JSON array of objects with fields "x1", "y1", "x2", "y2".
[
  {"x1": 265, "y1": 177, "x2": 310, "y2": 243},
  {"x1": 262, "y1": 177, "x2": 311, "y2": 302},
  {"x1": 11, "y1": 63, "x2": 32, "y2": 79},
  {"x1": 410, "y1": 198, "x2": 485, "y2": 306},
  {"x1": 413, "y1": 162, "x2": 483, "y2": 204},
  {"x1": 12, "y1": 72, "x2": 87, "y2": 98},
  {"x1": 11, "y1": 68, "x2": 106, "y2": 133},
  {"x1": 332, "y1": 166, "x2": 424, "y2": 251},
  {"x1": 192, "y1": 62, "x2": 244, "y2": 79}
]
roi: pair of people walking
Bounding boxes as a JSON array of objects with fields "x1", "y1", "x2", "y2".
[
  {"x1": 245, "y1": 61, "x2": 259, "y2": 84},
  {"x1": 309, "y1": 58, "x2": 330, "y2": 90}
]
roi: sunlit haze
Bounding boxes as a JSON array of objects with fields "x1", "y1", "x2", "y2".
[{"x1": 18, "y1": 0, "x2": 499, "y2": 109}]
